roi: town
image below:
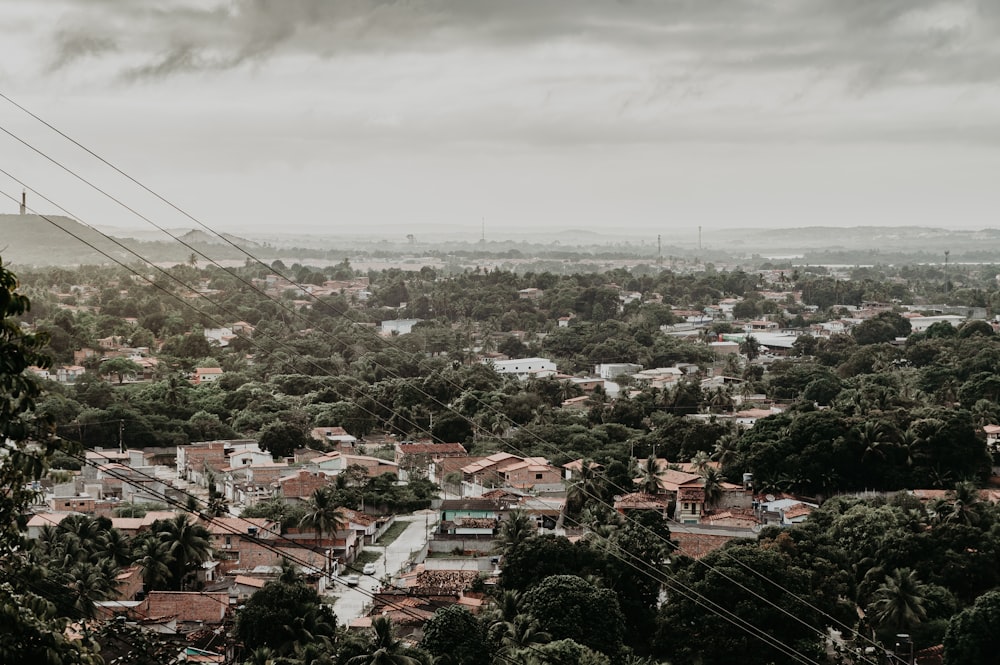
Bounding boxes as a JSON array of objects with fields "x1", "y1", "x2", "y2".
[{"x1": 3, "y1": 252, "x2": 999, "y2": 664}]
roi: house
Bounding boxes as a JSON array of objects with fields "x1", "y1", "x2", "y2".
[
  {"x1": 203, "y1": 517, "x2": 281, "y2": 575},
  {"x1": 485, "y1": 357, "x2": 557, "y2": 380},
  {"x1": 560, "y1": 395, "x2": 591, "y2": 410},
  {"x1": 395, "y1": 442, "x2": 467, "y2": 480},
  {"x1": 498, "y1": 459, "x2": 562, "y2": 491},
  {"x1": 55, "y1": 365, "x2": 86, "y2": 384},
  {"x1": 176, "y1": 440, "x2": 259, "y2": 486},
  {"x1": 310, "y1": 426, "x2": 359, "y2": 450},
  {"x1": 905, "y1": 314, "x2": 966, "y2": 333},
  {"x1": 568, "y1": 377, "x2": 605, "y2": 392},
  {"x1": 594, "y1": 363, "x2": 642, "y2": 380},
  {"x1": 340, "y1": 508, "x2": 380, "y2": 545},
  {"x1": 192, "y1": 367, "x2": 224, "y2": 385},
  {"x1": 380, "y1": 319, "x2": 422, "y2": 336},
  {"x1": 275, "y1": 469, "x2": 333, "y2": 501},
  {"x1": 439, "y1": 498, "x2": 505, "y2": 524},
  {"x1": 562, "y1": 458, "x2": 604, "y2": 481},
  {"x1": 613, "y1": 492, "x2": 671, "y2": 515},
  {"x1": 518, "y1": 288, "x2": 544, "y2": 300}
]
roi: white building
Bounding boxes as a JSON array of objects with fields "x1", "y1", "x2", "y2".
[
  {"x1": 485, "y1": 357, "x2": 557, "y2": 380},
  {"x1": 380, "y1": 319, "x2": 423, "y2": 336},
  {"x1": 594, "y1": 363, "x2": 642, "y2": 380}
]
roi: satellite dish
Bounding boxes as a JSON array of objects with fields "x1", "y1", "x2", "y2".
[{"x1": 765, "y1": 494, "x2": 776, "y2": 502}]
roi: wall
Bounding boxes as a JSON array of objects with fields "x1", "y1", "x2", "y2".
[
  {"x1": 423, "y1": 557, "x2": 494, "y2": 572},
  {"x1": 429, "y1": 536, "x2": 496, "y2": 555}
]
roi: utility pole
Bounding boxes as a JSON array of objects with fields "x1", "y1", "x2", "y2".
[{"x1": 118, "y1": 419, "x2": 125, "y2": 454}]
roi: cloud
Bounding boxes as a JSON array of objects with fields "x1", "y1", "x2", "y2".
[
  {"x1": 37, "y1": 0, "x2": 998, "y2": 91},
  {"x1": 47, "y1": 32, "x2": 117, "y2": 71}
]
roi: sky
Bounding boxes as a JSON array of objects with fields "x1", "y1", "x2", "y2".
[{"x1": 1, "y1": 0, "x2": 999, "y2": 240}]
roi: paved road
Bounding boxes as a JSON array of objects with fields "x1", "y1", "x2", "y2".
[{"x1": 328, "y1": 513, "x2": 436, "y2": 626}]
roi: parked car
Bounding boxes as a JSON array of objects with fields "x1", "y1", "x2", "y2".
[
  {"x1": 343, "y1": 574, "x2": 360, "y2": 587},
  {"x1": 362, "y1": 563, "x2": 377, "y2": 575}
]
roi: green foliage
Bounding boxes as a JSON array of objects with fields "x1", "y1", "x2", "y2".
[
  {"x1": 418, "y1": 605, "x2": 490, "y2": 665},
  {"x1": 943, "y1": 589, "x2": 1000, "y2": 664},
  {"x1": 521, "y1": 575, "x2": 625, "y2": 659},
  {"x1": 235, "y1": 573, "x2": 338, "y2": 655},
  {"x1": 0, "y1": 260, "x2": 102, "y2": 663}
]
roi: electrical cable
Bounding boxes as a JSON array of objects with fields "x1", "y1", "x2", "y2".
[
  {"x1": 0, "y1": 100, "x2": 886, "y2": 657},
  {"x1": 1, "y1": 178, "x2": 876, "y2": 662}
]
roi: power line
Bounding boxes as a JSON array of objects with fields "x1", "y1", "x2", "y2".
[
  {"x1": 0, "y1": 99, "x2": 883, "y2": 657},
  {"x1": 2, "y1": 182, "x2": 874, "y2": 662}
]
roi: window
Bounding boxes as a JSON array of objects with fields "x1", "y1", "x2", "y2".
[{"x1": 535, "y1": 473, "x2": 543, "y2": 480}]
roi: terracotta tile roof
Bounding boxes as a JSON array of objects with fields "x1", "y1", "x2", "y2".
[
  {"x1": 673, "y1": 531, "x2": 739, "y2": 559},
  {"x1": 233, "y1": 575, "x2": 267, "y2": 589},
  {"x1": 398, "y1": 443, "x2": 467, "y2": 455}
]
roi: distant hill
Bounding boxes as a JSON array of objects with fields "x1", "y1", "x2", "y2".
[
  {"x1": 0, "y1": 214, "x2": 267, "y2": 267},
  {"x1": 0, "y1": 214, "x2": 134, "y2": 266}
]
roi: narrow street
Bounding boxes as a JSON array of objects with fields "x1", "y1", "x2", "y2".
[{"x1": 327, "y1": 512, "x2": 437, "y2": 626}]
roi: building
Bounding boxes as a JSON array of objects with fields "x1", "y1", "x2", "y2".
[
  {"x1": 380, "y1": 319, "x2": 422, "y2": 336},
  {"x1": 594, "y1": 363, "x2": 642, "y2": 380},
  {"x1": 485, "y1": 357, "x2": 557, "y2": 380}
]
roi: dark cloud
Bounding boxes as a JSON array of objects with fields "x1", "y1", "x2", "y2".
[
  {"x1": 38, "y1": 0, "x2": 1000, "y2": 97},
  {"x1": 47, "y1": 32, "x2": 117, "y2": 71}
]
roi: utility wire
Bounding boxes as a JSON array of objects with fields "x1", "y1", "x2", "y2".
[
  {"x1": 0, "y1": 98, "x2": 884, "y2": 657},
  {"x1": 1, "y1": 180, "x2": 873, "y2": 662}
]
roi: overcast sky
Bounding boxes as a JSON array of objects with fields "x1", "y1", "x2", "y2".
[{"x1": 1, "y1": 0, "x2": 999, "y2": 239}]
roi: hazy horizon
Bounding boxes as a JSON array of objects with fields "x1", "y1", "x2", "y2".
[{"x1": 3, "y1": 1, "x2": 999, "y2": 236}]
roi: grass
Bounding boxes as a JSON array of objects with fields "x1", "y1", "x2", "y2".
[
  {"x1": 355, "y1": 549, "x2": 383, "y2": 565},
  {"x1": 377, "y1": 520, "x2": 410, "y2": 546}
]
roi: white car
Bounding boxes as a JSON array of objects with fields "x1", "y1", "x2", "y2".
[
  {"x1": 362, "y1": 563, "x2": 377, "y2": 575},
  {"x1": 342, "y1": 574, "x2": 360, "y2": 587}
]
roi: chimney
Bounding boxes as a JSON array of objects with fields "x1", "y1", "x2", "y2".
[{"x1": 19, "y1": 190, "x2": 26, "y2": 215}]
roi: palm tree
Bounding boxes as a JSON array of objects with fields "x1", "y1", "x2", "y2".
[
  {"x1": 639, "y1": 454, "x2": 664, "y2": 495},
  {"x1": 690, "y1": 451, "x2": 712, "y2": 475},
  {"x1": 98, "y1": 526, "x2": 133, "y2": 567},
  {"x1": 299, "y1": 487, "x2": 347, "y2": 550},
  {"x1": 867, "y1": 568, "x2": 929, "y2": 634},
  {"x1": 346, "y1": 616, "x2": 421, "y2": 665},
  {"x1": 943, "y1": 481, "x2": 983, "y2": 526},
  {"x1": 155, "y1": 514, "x2": 213, "y2": 590},
  {"x1": 494, "y1": 510, "x2": 535, "y2": 557},
  {"x1": 565, "y1": 459, "x2": 603, "y2": 517},
  {"x1": 67, "y1": 560, "x2": 118, "y2": 618},
  {"x1": 712, "y1": 432, "x2": 740, "y2": 468},
  {"x1": 499, "y1": 617, "x2": 551, "y2": 656},
  {"x1": 135, "y1": 536, "x2": 173, "y2": 591},
  {"x1": 701, "y1": 467, "x2": 726, "y2": 510},
  {"x1": 858, "y1": 420, "x2": 895, "y2": 464}
]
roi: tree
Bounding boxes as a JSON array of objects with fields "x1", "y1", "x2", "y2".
[
  {"x1": 153, "y1": 514, "x2": 213, "y2": 590},
  {"x1": 639, "y1": 455, "x2": 664, "y2": 495},
  {"x1": 418, "y1": 605, "x2": 490, "y2": 665},
  {"x1": 494, "y1": 509, "x2": 536, "y2": 557},
  {"x1": 501, "y1": 535, "x2": 601, "y2": 592},
  {"x1": 234, "y1": 573, "x2": 338, "y2": 655},
  {"x1": 134, "y1": 535, "x2": 173, "y2": 591},
  {"x1": 298, "y1": 487, "x2": 346, "y2": 550},
  {"x1": 346, "y1": 616, "x2": 421, "y2": 665},
  {"x1": 259, "y1": 420, "x2": 311, "y2": 459},
  {"x1": 0, "y1": 259, "x2": 102, "y2": 664},
  {"x1": 867, "y1": 568, "x2": 930, "y2": 635},
  {"x1": 943, "y1": 589, "x2": 1000, "y2": 664},
  {"x1": 101, "y1": 356, "x2": 143, "y2": 384},
  {"x1": 739, "y1": 334, "x2": 760, "y2": 361},
  {"x1": 565, "y1": 459, "x2": 604, "y2": 518},
  {"x1": 654, "y1": 542, "x2": 848, "y2": 665},
  {"x1": 521, "y1": 574, "x2": 625, "y2": 659}
]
